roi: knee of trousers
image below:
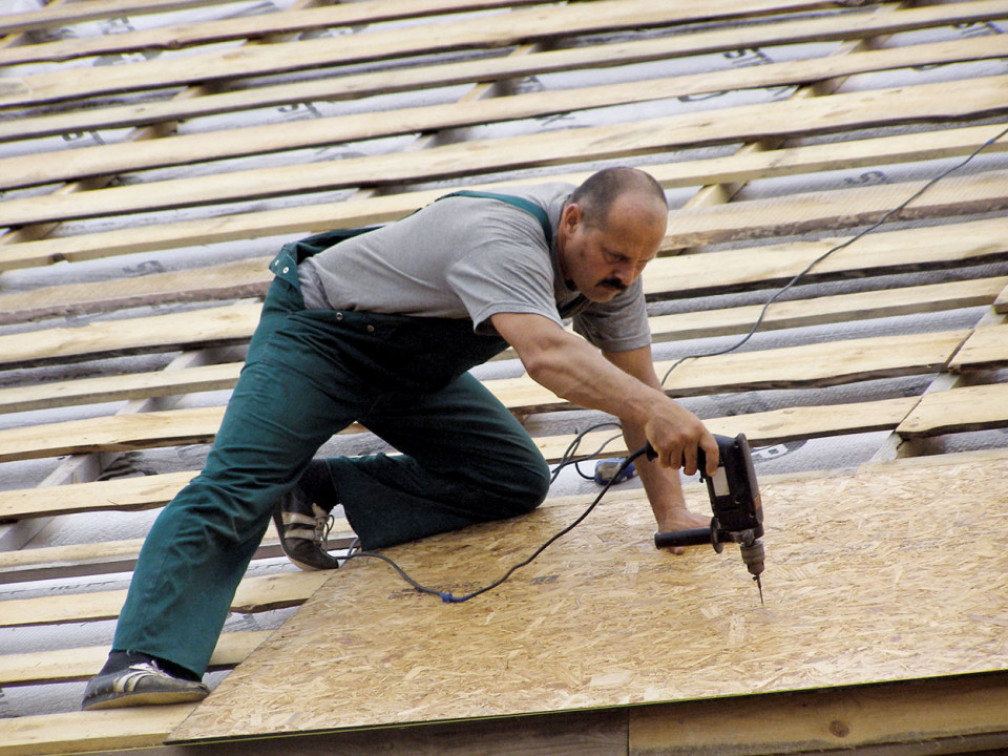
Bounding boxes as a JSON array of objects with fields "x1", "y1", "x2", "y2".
[{"x1": 483, "y1": 454, "x2": 551, "y2": 517}]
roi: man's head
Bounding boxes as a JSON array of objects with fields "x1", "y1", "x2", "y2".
[{"x1": 556, "y1": 167, "x2": 668, "y2": 302}]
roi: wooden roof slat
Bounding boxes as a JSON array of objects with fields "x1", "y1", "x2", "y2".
[
  {"x1": 0, "y1": 361, "x2": 244, "y2": 414},
  {"x1": 0, "y1": 0, "x2": 239, "y2": 36},
  {"x1": 0, "y1": 301, "x2": 260, "y2": 369},
  {"x1": 646, "y1": 216, "x2": 1008, "y2": 299},
  {"x1": 0, "y1": 406, "x2": 226, "y2": 464},
  {"x1": 662, "y1": 167, "x2": 1008, "y2": 249},
  {"x1": 648, "y1": 277, "x2": 1008, "y2": 342},
  {"x1": 3, "y1": 673, "x2": 1008, "y2": 756},
  {"x1": 897, "y1": 382, "x2": 1008, "y2": 438},
  {"x1": 0, "y1": 394, "x2": 920, "y2": 523},
  {"x1": 493, "y1": 328, "x2": 966, "y2": 413},
  {"x1": 0, "y1": 0, "x2": 825, "y2": 108},
  {"x1": 0, "y1": 570, "x2": 328, "y2": 628},
  {"x1": 0, "y1": 471, "x2": 194, "y2": 521},
  {"x1": 949, "y1": 321, "x2": 1008, "y2": 372},
  {"x1": 9, "y1": 34, "x2": 1008, "y2": 192},
  {"x1": 0, "y1": 703, "x2": 195, "y2": 756},
  {"x1": 995, "y1": 280, "x2": 1008, "y2": 314},
  {"x1": 3, "y1": 74, "x2": 1007, "y2": 229},
  {"x1": 533, "y1": 396, "x2": 921, "y2": 458},
  {"x1": 8, "y1": 1, "x2": 1005, "y2": 144},
  {"x1": 0, "y1": 630, "x2": 268, "y2": 686},
  {"x1": 0, "y1": 330, "x2": 968, "y2": 463},
  {"x1": 662, "y1": 329, "x2": 967, "y2": 395},
  {"x1": 1, "y1": 249, "x2": 997, "y2": 333},
  {"x1": 0, "y1": 259, "x2": 269, "y2": 325},
  {"x1": 0, "y1": 0, "x2": 553, "y2": 61},
  {"x1": 2, "y1": 277, "x2": 1001, "y2": 416},
  {"x1": 628, "y1": 672, "x2": 1008, "y2": 756},
  {"x1": 4, "y1": 124, "x2": 1004, "y2": 274}
]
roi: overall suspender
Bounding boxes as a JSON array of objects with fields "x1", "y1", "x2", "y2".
[{"x1": 439, "y1": 190, "x2": 587, "y2": 318}]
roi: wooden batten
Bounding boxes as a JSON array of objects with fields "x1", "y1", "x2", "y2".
[
  {"x1": 0, "y1": 0, "x2": 831, "y2": 107},
  {"x1": 6, "y1": 36, "x2": 1008, "y2": 192},
  {"x1": 0, "y1": 330, "x2": 971, "y2": 463},
  {"x1": 0, "y1": 571, "x2": 327, "y2": 629},
  {"x1": 2, "y1": 0, "x2": 1008, "y2": 753},
  {"x1": 0, "y1": 127, "x2": 1003, "y2": 276},
  {"x1": 3, "y1": 76, "x2": 1008, "y2": 229}
]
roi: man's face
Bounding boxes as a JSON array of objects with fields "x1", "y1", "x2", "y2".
[{"x1": 557, "y1": 193, "x2": 667, "y2": 302}]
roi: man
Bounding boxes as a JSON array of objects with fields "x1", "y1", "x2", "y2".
[{"x1": 81, "y1": 166, "x2": 718, "y2": 710}]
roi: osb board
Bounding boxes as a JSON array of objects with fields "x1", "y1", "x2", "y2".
[{"x1": 171, "y1": 451, "x2": 1008, "y2": 743}]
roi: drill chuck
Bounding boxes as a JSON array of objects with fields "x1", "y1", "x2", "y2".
[{"x1": 740, "y1": 539, "x2": 765, "y2": 580}]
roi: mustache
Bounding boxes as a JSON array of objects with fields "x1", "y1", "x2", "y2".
[{"x1": 598, "y1": 277, "x2": 628, "y2": 292}]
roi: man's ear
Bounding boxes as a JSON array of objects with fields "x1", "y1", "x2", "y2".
[{"x1": 560, "y1": 202, "x2": 581, "y2": 235}]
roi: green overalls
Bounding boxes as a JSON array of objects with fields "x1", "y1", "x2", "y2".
[{"x1": 113, "y1": 193, "x2": 572, "y2": 677}]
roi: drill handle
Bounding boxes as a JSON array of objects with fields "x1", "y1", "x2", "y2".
[{"x1": 654, "y1": 526, "x2": 712, "y2": 549}]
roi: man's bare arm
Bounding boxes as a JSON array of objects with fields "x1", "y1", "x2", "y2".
[
  {"x1": 490, "y1": 312, "x2": 717, "y2": 475},
  {"x1": 603, "y1": 344, "x2": 713, "y2": 533}
]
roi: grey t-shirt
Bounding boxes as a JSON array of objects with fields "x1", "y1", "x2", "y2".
[{"x1": 299, "y1": 183, "x2": 651, "y2": 352}]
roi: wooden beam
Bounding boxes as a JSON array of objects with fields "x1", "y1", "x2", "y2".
[
  {"x1": 534, "y1": 396, "x2": 920, "y2": 458},
  {"x1": 0, "y1": 0, "x2": 828, "y2": 108},
  {"x1": 0, "y1": 302, "x2": 260, "y2": 368},
  {"x1": 0, "y1": 0, "x2": 238, "y2": 35},
  {"x1": 496, "y1": 330, "x2": 968, "y2": 414},
  {"x1": 8, "y1": 1, "x2": 1004, "y2": 144},
  {"x1": 628, "y1": 672, "x2": 1008, "y2": 756},
  {"x1": 0, "y1": 331, "x2": 966, "y2": 463},
  {"x1": 3, "y1": 75, "x2": 1006, "y2": 228},
  {"x1": 0, "y1": 406, "x2": 226, "y2": 463},
  {"x1": 0, "y1": 471, "x2": 196, "y2": 520},
  {"x1": 897, "y1": 382, "x2": 1008, "y2": 438},
  {"x1": 0, "y1": 570, "x2": 327, "y2": 628},
  {"x1": 0, "y1": 0, "x2": 556, "y2": 66},
  {"x1": 0, "y1": 631, "x2": 269, "y2": 686},
  {"x1": 949, "y1": 321, "x2": 1008, "y2": 372},
  {"x1": 5, "y1": 276, "x2": 999, "y2": 414},
  {"x1": 646, "y1": 216, "x2": 1008, "y2": 299},
  {"x1": 996, "y1": 280, "x2": 1008, "y2": 314},
  {"x1": 0, "y1": 261, "x2": 268, "y2": 326},
  {"x1": 661, "y1": 167, "x2": 1008, "y2": 249},
  {"x1": 9, "y1": 35, "x2": 1008, "y2": 191},
  {"x1": 0, "y1": 362, "x2": 243, "y2": 414},
  {"x1": 4, "y1": 126, "x2": 1004, "y2": 275},
  {"x1": 648, "y1": 276, "x2": 1008, "y2": 342},
  {"x1": 0, "y1": 704, "x2": 196, "y2": 756}
]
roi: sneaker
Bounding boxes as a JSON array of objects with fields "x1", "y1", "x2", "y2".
[
  {"x1": 81, "y1": 660, "x2": 209, "y2": 710},
  {"x1": 272, "y1": 482, "x2": 340, "y2": 571}
]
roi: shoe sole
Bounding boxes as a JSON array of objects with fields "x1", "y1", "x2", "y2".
[{"x1": 83, "y1": 687, "x2": 209, "y2": 711}]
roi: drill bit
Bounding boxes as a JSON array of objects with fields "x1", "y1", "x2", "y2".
[{"x1": 741, "y1": 540, "x2": 765, "y2": 606}]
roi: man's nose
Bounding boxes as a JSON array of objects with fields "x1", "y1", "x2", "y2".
[{"x1": 614, "y1": 259, "x2": 636, "y2": 283}]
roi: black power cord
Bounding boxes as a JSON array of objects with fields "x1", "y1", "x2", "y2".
[
  {"x1": 342, "y1": 442, "x2": 649, "y2": 603},
  {"x1": 661, "y1": 122, "x2": 1008, "y2": 386}
]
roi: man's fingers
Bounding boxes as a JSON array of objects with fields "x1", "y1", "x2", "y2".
[
  {"x1": 680, "y1": 445, "x2": 699, "y2": 476},
  {"x1": 700, "y1": 433, "x2": 720, "y2": 477}
]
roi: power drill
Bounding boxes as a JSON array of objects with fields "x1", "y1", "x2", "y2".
[{"x1": 652, "y1": 433, "x2": 766, "y2": 603}]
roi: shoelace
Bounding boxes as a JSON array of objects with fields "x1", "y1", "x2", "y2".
[{"x1": 313, "y1": 512, "x2": 335, "y2": 548}]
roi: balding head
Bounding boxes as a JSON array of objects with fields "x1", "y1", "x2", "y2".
[{"x1": 569, "y1": 167, "x2": 668, "y2": 232}]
